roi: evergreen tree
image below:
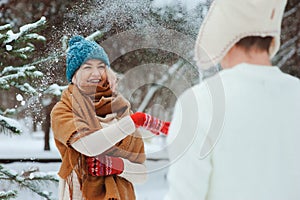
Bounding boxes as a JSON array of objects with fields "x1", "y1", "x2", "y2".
[
  {"x1": 0, "y1": 16, "x2": 46, "y2": 134},
  {"x1": 0, "y1": 17, "x2": 58, "y2": 200},
  {"x1": 0, "y1": 165, "x2": 58, "y2": 200}
]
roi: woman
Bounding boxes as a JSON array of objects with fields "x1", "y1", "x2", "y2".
[{"x1": 51, "y1": 35, "x2": 169, "y2": 200}]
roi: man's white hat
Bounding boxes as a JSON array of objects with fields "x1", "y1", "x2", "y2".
[{"x1": 195, "y1": 0, "x2": 287, "y2": 69}]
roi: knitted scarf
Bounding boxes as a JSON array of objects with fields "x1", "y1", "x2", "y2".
[{"x1": 51, "y1": 83, "x2": 145, "y2": 200}]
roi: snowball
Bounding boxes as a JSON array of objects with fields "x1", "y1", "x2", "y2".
[
  {"x1": 16, "y1": 94, "x2": 23, "y2": 101},
  {"x1": 21, "y1": 101, "x2": 26, "y2": 106},
  {"x1": 6, "y1": 44, "x2": 12, "y2": 51}
]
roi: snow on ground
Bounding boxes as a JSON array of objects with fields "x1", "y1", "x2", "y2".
[
  {"x1": 2, "y1": 160, "x2": 169, "y2": 200},
  {"x1": 0, "y1": 131, "x2": 59, "y2": 160},
  {"x1": 0, "y1": 126, "x2": 170, "y2": 200}
]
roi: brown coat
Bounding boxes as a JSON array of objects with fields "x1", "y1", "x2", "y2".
[{"x1": 51, "y1": 84, "x2": 145, "y2": 200}]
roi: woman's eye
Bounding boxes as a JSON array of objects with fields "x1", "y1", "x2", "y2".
[
  {"x1": 84, "y1": 66, "x2": 91, "y2": 69},
  {"x1": 97, "y1": 66, "x2": 106, "y2": 70}
]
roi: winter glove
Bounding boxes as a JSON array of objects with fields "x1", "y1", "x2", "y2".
[
  {"x1": 86, "y1": 155, "x2": 124, "y2": 176},
  {"x1": 86, "y1": 155, "x2": 147, "y2": 183},
  {"x1": 130, "y1": 112, "x2": 170, "y2": 135}
]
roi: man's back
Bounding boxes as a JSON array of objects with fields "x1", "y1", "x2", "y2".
[{"x1": 165, "y1": 63, "x2": 300, "y2": 200}]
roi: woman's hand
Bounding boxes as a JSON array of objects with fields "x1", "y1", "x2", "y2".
[
  {"x1": 86, "y1": 155, "x2": 124, "y2": 176},
  {"x1": 86, "y1": 155, "x2": 147, "y2": 184},
  {"x1": 130, "y1": 112, "x2": 170, "y2": 135}
]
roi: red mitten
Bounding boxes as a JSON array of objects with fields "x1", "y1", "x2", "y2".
[
  {"x1": 86, "y1": 155, "x2": 124, "y2": 176},
  {"x1": 130, "y1": 112, "x2": 170, "y2": 135}
]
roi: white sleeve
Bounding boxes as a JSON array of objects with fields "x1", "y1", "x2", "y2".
[
  {"x1": 71, "y1": 116, "x2": 136, "y2": 156},
  {"x1": 164, "y1": 84, "x2": 213, "y2": 200},
  {"x1": 118, "y1": 158, "x2": 147, "y2": 184}
]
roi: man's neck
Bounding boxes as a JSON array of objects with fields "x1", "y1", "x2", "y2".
[
  {"x1": 221, "y1": 46, "x2": 272, "y2": 69},
  {"x1": 237, "y1": 50, "x2": 271, "y2": 66}
]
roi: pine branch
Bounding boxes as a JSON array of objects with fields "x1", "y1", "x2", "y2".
[
  {"x1": 0, "y1": 24, "x2": 11, "y2": 45},
  {"x1": 0, "y1": 114, "x2": 22, "y2": 135},
  {"x1": 0, "y1": 24, "x2": 11, "y2": 32},
  {"x1": 3, "y1": 17, "x2": 46, "y2": 44},
  {"x1": 86, "y1": 30, "x2": 104, "y2": 41},
  {"x1": 43, "y1": 83, "x2": 68, "y2": 96},
  {"x1": 0, "y1": 190, "x2": 17, "y2": 200},
  {"x1": 0, "y1": 65, "x2": 43, "y2": 94},
  {"x1": 21, "y1": 167, "x2": 59, "y2": 183},
  {"x1": 26, "y1": 29, "x2": 105, "y2": 68},
  {"x1": 1, "y1": 17, "x2": 46, "y2": 64},
  {"x1": 0, "y1": 165, "x2": 58, "y2": 200}
]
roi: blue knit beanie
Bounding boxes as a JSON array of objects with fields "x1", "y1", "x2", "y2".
[{"x1": 66, "y1": 35, "x2": 110, "y2": 82}]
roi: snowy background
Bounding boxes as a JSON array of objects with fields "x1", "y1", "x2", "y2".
[
  {"x1": 0, "y1": 0, "x2": 209, "y2": 198},
  {"x1": 1, "y1": 0, "x2": 300, "y2": 199},
  {"x1": 0, "y1": 120, "x2": 170, "y2": 200}
]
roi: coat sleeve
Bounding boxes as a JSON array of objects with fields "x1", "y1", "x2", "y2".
[
  {"x1": 51, "y1": 101, "x2": 78, "y2": 146},
  {"x1": 71, "y1": 116, "x2": 136, "y2": 156},
  {"x1": 164, "y1": 84, "x2": 213, "y2": 200},
  {"x1": 51, "y1": 101, "x2": 136, "y2": 156}
]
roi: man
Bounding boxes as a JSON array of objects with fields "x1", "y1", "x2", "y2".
[{"x1": 164, "y1": 0, "x2": 300, "y2": 199}]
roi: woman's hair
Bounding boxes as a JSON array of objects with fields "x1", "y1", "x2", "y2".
[
  {"x1": 106, "y1": 67, "x2": 117, "y2": 92},
  {"x1": 236, "y1": 36, "x2": 273, "y2": 53}
]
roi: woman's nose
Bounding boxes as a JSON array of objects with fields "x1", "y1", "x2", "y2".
[{"x1": 91, "y1": 67, "x2": 101, "y2": 76}]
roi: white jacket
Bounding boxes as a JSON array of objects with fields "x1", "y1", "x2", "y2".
[{"x1": 165, "y1": 63, "x2": 300, "y2": 200}]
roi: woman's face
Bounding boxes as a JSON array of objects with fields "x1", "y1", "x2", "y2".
[{"x1": 72, "y1": 59, "x2": 107, "y2": 88}]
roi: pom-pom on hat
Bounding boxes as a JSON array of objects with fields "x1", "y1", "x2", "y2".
[
  {"x1": 195, "y1": 0, "x2": 287, "y2": 69},
  {"x1": 66, "y1": 35, "x2": 110, "y2": 82}
]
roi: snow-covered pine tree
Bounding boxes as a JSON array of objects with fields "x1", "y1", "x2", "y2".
[
  {"x1": 0, "y1": 16, "x2": 46, "y2": 134},
  {"x1": 0, "y1": 17, "x2": 58, "y2": 200},
  {"x1": 0, "y1": 165, "x2": 58, "y2": 200}
]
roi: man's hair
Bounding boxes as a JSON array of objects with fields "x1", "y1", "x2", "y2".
[{"x1": 236, "y1": 36, "x2": 273, "y2": 53}]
